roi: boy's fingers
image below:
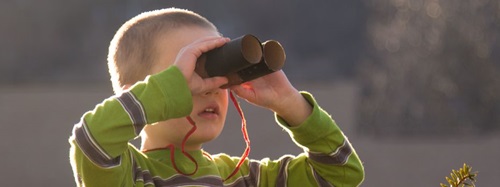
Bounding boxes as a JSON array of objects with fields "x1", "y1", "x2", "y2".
[
  {"x1": 192, "y1": 36, "x2": 224, "y2": 44},
  {"x1": 229, "y1": 83, "x2": 254, "y2": 99},
  {"x1": 176, "y1": 37, "x2": 229, "y2": 70},
  {"x1": 197, "y1": 37, "x2": 230, "y2": 54},
  {"x1": 185, "y1": 37, "x2": 230, "y2": 58},
  {"x1": 194, "y1": 36, "x2": 229, "y2": 46},
  {"x1": 174, "y1": 37, "x2": 229, "y2": 80}
]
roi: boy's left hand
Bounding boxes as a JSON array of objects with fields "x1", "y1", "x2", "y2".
[{"x1": 230, "y1": 70, "x2": 312, "y2": 127}]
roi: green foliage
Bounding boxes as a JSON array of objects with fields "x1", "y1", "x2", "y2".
[{"x1": 440, "y1": 163, "x2": 478, "y2": 187}]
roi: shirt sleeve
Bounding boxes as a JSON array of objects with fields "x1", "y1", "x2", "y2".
[
  {"x1": 68, "y1": 66, "x2": 192, "y2": 186},
  {"x1": 258, "y1": 92, "x2": 365, "y2": 187}
]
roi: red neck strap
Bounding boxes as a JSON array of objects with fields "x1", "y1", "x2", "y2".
[
  {"x1": 144, "y1": 91, "x2": 251, "y2": 181},
  {"x1": 224, "y1": 91, "x2": 251, "y2": 181}
]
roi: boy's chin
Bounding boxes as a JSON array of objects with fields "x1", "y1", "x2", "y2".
[
  {"x1": 187, "y1": 133, "x2": 221, "y2": 145},
  {"x1": 198, "y1": 135, "x2": 218, "y2": 143}
]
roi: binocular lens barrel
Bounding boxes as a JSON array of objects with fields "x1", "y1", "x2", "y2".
[
  {"x1": 195, "y1": 34, "x2": 286, "y2": 88},
  {"x1": 226, "y1": 40, "x2": 286, "y2": 86},
  {"x1": 196, "y1": 34, "x2": 263, "y2": 78},
  {"x1": 262, "y1": 40, "x2": 286, "y2": 71}
]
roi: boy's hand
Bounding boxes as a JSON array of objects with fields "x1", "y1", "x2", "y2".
[
  {"x1": 230, "y1": 70, "x2": 312, "y2": 127},
  {"x1": 174, "y1": 36, "x2": 230, "y2": 95}
]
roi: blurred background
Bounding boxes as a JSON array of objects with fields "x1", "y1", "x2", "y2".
[{"x1": 1, "y1": 0, "x2": 499, "y2": 186}]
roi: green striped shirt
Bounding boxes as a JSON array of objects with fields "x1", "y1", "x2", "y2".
[{"x1": 69, "y1": 66, "x2": 364, "y2": 186}]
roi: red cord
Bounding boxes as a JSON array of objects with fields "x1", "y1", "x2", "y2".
[
  {"x1": 224, "y1": 91, "x2": 251, "y2": 181},
  {"x1": 144, "y1": 91, "x2": 251, "y2": 181},
  {"x1": 167, "y1": 116, "x2": 199, "y2": 176}
]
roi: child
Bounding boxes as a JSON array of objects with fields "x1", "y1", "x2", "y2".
[{"x1": 69, "y1": 8, "x2": 364, "y2": 187}]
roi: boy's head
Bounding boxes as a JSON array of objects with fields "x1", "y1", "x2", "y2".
[
  {"x1": 108, "y1": 8, "x2": 229, "y2": 150},
  {"x1": 108, "y1": 8, "x2": 217, "y2": 94}
]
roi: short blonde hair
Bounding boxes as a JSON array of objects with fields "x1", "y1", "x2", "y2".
[{"x1": 108, "y1": 8, "x2": 217, "y2": 94}]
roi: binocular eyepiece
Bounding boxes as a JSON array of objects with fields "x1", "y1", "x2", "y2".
[{"x1": 195, "y1": 34, "x2": 286, "y2": 88}]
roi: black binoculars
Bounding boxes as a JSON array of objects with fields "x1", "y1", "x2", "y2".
[{"x1": 195, "y1": 34, "x2": 286, "y2": 88}]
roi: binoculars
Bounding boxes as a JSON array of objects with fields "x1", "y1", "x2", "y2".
[{"x1": 195, "y1": 34, "x2": 286, "y2": 88}]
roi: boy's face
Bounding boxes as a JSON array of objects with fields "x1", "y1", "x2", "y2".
[{"x1": 145, "y1": 26, "x2": 228, "y2": 149}]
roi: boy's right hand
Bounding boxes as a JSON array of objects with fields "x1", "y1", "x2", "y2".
[{"x1": 173, "y1": 36, "x2": 230, "y2": 95}]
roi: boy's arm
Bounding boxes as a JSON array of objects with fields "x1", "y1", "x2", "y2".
[
  {"x1": 230, "y1": 70, "x2": 364, "y2": 186},
  {"x1": 69, "y1": 66, "x2": 192, "y2": 185},
  {"x1": 220, "y1": 92, "x2": 364, "y2": 187},
  {"x1": 273, "y1": 91, "x2": 364, "y2": 186}
]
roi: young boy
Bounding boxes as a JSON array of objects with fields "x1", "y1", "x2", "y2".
[{"x1": 69, "y1": 8, "x2": 364, "y2": 187}]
